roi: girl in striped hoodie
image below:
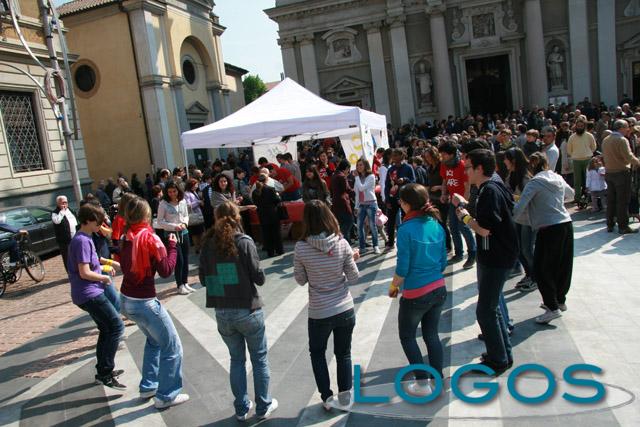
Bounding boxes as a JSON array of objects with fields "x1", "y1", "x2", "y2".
[{"x1": 294, "y1": 200, "x2": 360, "y2": 411}]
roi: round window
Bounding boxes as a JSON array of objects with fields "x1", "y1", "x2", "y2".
[
  {"x1": 182, "y1": 59, "x2": 196, "y2": 85},
  {"x1": 75, "y1": 64, "x2": 97, "y2": 92}
]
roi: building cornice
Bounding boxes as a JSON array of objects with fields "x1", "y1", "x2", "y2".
[
  {"x1": 265, "y1": 0, "x2": 367, "y2": 22},
  {"x1": 121, "y1": 0, "x2": 167, "y2": 15}
]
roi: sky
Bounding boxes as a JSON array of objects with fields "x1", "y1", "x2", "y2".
[
  {"x1": 56, "y1": 0, "x2": 284, "y2": 82},
  {"x1": 215, "y1": 0, "x2": 283, "y2": 82}
]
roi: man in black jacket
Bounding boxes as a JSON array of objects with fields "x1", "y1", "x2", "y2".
[{"x1": 51, "y1": 195, "x2": 78, "y2": 272}]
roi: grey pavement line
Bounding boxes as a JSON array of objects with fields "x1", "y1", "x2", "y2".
[
  {"x1": 0, "y1": 323, "x2": 140, "y2": 427},
  {"x1": 163, "y1": 278, "x2": 309, "y2": 374},
  {"x1": 103, "y1": 340, "x2": 166, "y2": 426},
  {"x1": 295, "y1": 251, "x2": 397, "y2": 427}
]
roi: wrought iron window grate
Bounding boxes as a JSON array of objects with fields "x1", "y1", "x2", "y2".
[{"x1": 0, "y1": 91, "x2": 45, "y2": 173}]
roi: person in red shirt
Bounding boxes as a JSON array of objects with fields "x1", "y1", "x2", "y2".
[
  {"x1": 438, "y1": 141, "x2": 476, "y2": 269},
  {"x1": 270, "y1": 165, "x2": 302, "y2": 201},
  {"x1": 317, "y1": 151, "x2": 335, "y2": 191}
]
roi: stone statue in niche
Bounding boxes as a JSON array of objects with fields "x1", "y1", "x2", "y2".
[
  {"x1": 414, "y1": 61, "x2": 433, "y2": 107},
  {"x1": 472, "y1": 13, "x2": 495, "y2": 38},
  {"x1": 451, "y1": 8, "x2": 465, "y2": 41},
  {"x1": 624, "y1": 0, "x2": 640, "y2": 16},
  {"x1": 503, "y1": 0, "x2": 517, "y2": 32},
  {"x1": 547, "y1": 45, "x2": 565, "y2": 89},
  {"x1": 323, "y1": 28, "x2": 362, "y2": 66}
]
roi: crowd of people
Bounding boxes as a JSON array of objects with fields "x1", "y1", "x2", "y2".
[{"x1": 54, "y1": 99, "x2": 640, "y2": 418}]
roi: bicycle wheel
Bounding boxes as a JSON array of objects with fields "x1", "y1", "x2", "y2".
[
  {"x1": 23, "y1": 251, "x2": 45, "y2": 283},
  {"x1": 1, "y1": 252, "x2": 21, "y2": 282}
]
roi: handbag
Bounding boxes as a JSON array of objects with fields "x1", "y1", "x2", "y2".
[
  {"x1": 375, "y1": 209, "x2": 388, "y2": 227},
  {"x1": 277, "y1": 203, "x2": 289, "y2": 221},
  {"x1": 188, "y1": 212, "x2": 204, "y2": 227}
]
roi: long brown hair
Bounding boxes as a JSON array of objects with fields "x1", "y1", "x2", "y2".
[
  {"x1": 356, "y1": 157, "x2": 372, "y2": 177},
  {"x1": 204, "y1": 201, "x2": 242, "y2": 257},
  {"x1": 300, "y1": 200, "x2": 340, "y2": 239},
  {"x1": 117, "y1": 192, "x2": 137, "y2": 217},
  {"x1": 399, "y1": 183, "x2": 441, "y2": 221}
]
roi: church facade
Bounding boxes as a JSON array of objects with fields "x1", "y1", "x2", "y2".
[
  {"x1": 267, "y1": 0, "x2": 640, "y2": 126},
  {"x1": 59, "y1": 0, "x2": 247, "y2": 184}
]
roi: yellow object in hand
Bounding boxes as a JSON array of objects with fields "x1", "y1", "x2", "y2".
[{"x1": 101, "y1": 265, "x2": 113, "y2": 274}]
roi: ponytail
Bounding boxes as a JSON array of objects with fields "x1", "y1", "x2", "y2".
[
  {"x1": 213, "y1": 216, "x2": 240, "y2": 257},
  {"x1": 421, "y1": 201, "x2": 441, "y2": 222},
  {"x1": 202, "y1": 201, "x2": 242, "y2": 258}
]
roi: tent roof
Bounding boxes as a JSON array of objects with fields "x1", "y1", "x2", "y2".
[{"x1": 181, "y1": 78, "x2": 386, "y2": 149}]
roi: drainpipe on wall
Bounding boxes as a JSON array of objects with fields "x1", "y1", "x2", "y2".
[{"x1": 38, "y1": 0, "x2": 83, "y2": 204}]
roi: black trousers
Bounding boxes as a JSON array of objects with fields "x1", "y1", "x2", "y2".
[
  {"x1": 533, "y1": 222, "x2": 573, "y2": 312},
  {"x1": 59, "y1": 242, "x2": 70, "y2": 273},
  {"x1": 605, "y1": 170, "x2": 632, "y2": 230},
  {"x1": 386, "y1": 202, "x2": 401, "y2": 246},
  {"x1": 261, "y1": 222, "x2": 283, "y2": 257}
]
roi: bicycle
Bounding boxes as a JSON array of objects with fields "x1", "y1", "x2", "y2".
[{"x1": 0, "y1": 233, "x2": 46, "y2": 297}]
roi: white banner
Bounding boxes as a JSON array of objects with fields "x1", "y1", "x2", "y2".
[
  {"x1": 252, "y1": 141, "x2": 298, "y2": 165},
  {"x1": 339, "y1": 132, "x2": 365, "y2": 170}
]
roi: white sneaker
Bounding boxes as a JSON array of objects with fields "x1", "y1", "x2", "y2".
[
  {"x1": 177, "y1": 285, "x2": 189, "y2": 295},
  {"x1": 335, "y1": 390, "x2": 353, "y2": 411},
  {"x1": 257, "y1": 398, "x2": 278, "y2": 420},
  {"x1": 407, "y1": 380, "x2": 432, "y2": 396},
  {"x1": 140, "y1": 390, "x2": 156, "y2": 399},
  {"x1": 154, "y1": 393, "x2": 189, "y2": 409},
  {"x1": 236, "y1": 400, "x2": 253, "y2": 421},
  {"x1": 184, "y1": 284, "x2": 195, "y2": 293},
  {"x1": 322, "y1": 399, "x2": 332, "y2": 411},
  {"x1": 535, "y1": 309, "x2": 562, "y2": 324},
  {"x1": 540, "y1": 303, "x2": 567, "y2": 312},
  {"x1": 373, "y1": 246, "x2": 381, "y2": 254}
]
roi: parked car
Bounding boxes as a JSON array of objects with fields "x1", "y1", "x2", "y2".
[{"x1": 0, "y1": 206, "x2": 58, "y2": 256}]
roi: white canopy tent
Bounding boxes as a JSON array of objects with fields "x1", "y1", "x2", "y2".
[{"x1": 181, "y1": 78, "x2": 388, "y2": 165}]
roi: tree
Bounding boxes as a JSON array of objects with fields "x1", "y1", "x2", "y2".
[{"x1": 243, "y1": 74, "x2": 267, "y2": 104}]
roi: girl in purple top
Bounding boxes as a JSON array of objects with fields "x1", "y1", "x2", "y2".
[{"x1": 68, "y1": 204, "x2": 125, "y2": 389}]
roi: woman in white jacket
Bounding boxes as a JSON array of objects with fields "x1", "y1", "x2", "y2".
[
  {"x1": 354, "y1": 158, "x2": 380, "y2": 254},
  {"x1": 156, "y1": 182, "x2": 192, "y2": 295}
]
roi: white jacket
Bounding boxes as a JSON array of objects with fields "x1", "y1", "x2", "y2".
[
  {"x1": 586, "y1": 167, "x2": 607, "y2": 192},
  {"x1": 354, "y1": 174, "x2": 377, "y2": 209}
]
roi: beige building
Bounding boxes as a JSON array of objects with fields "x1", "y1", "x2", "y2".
[
  {"x1": 267, "y1": 0, "x2": 640, "y2": 125},
  {"x1": 59, "y1": 0, "x2": 247, "y2": 184},
  {"x1": 0, "y1": 0, "x2": 91, "y2": 206}
]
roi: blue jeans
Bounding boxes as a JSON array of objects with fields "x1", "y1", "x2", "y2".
[
  {"x1": 216, "y1": 308, "x2": 272, "y2": 417},
  {"x1": 120, "y1": 296, "x2": 184, "y2": 402},
  {"x1": 448, "y1": 205, "x2": 476, "y2": 256},
  {"x1": 398, "y1": 286, "x2": 447, "y2": 379},
  {"x1": 358, "y1": 204, "x2": 379, "y2": 249},
  {"x1": 499, "y1": 293, "x2": 512, "y2": 329},
  {"x1": 308, "y1": 309, "x2": 356, "y2": 402},
  {"x1": 78, "y1": 293, "x2": 124, "y2": 377},
  {"x1": 476, "y1": 264, "x2": 512, "y2": 365},
  {"x1": 102, "y1": 280, "x2": 121, "y2": 313},
  {"x1": 517, "y1": 224, "x2": 535, "y2": 279}
]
